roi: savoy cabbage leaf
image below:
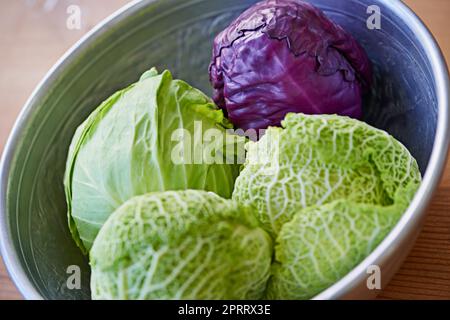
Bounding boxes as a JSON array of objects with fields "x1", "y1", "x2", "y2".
[
  {"x1": 233, "y1": 113, "x2": 421, "y2": 299},
  {"x1": 90, "y1": 190, "x2": 272, "y2": 300}
]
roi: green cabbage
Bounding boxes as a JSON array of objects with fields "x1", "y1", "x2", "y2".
[
  {"x1": 267, "y1": 190, "x2": 417, "y2": 299},
  {"x1": 90, "y1": 190, "x2": 272, "y2": 300},
  {"x1": 64, "y1": 69, "x2": 240, "y2": 253},
  {"x1": 232, "y1": 113, "x2": 421, "y2": 299}
]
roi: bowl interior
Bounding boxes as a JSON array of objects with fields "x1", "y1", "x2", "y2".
[{"x1": 2, "y1": 0, "x2": 438, "y2": 299}]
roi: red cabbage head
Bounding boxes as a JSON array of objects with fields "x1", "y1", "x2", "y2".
[{"x1": 209, "y1": 0, "x2": 372, "y2": 131}]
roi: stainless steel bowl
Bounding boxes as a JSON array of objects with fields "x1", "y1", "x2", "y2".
[{"x1": 1, "y1": 0, "x2": 449, "y2": 300}]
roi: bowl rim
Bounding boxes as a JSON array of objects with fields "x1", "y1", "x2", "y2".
[
  {"x1": 314, "y1": 0, "x2": 450, "y2": 299},
  {"x1": 0, "y1": 0, "x2": 148, "y2": 300},
  {"x1": 0, "y1": 0, "x2": 449, "y2": 300}
]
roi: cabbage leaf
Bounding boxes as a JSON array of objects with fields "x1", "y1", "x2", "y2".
[
  {"x1": 90, "y1": 190, "x2": 272, "y2": 299},
  {"x1": 64, "y1": 69, "x2": 240, "y2": 253},
  {"x1": 233, "y1": 113, "x2": 421, "y2": 299}
]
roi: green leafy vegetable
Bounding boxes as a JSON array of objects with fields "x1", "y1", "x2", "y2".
[
  {"x1": 64, "y1": 69, "x2": 240, "y2": 253},
  {"x1": 266, "y1": 186, "x2": 417, "y2": 299},
  {"x1": 233, "y1": 113, "x2": 421, "y2": 236},
  {"x1": 232, "y1": 113, "x2": 421, "y2": 299},
  {"x1": 90, "y1": 190, "x2": 272, "y2": 300}
]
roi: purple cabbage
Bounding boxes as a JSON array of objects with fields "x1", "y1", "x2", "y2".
[{"x1": 209, "y1": 0, "x2": 372, "y2": 131}]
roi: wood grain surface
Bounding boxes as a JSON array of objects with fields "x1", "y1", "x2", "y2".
[{"x1": 0, "y1": 0, "x2": 449, "y2": 300}]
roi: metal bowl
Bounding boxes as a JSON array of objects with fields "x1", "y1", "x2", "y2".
[{"x1": 1, "y1": 0, "x2": 449, "y2": 300}]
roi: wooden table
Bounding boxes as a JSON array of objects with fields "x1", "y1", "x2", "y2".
[{"x1": 0, "y1": 0, "x2": 449, "y2": 300}]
